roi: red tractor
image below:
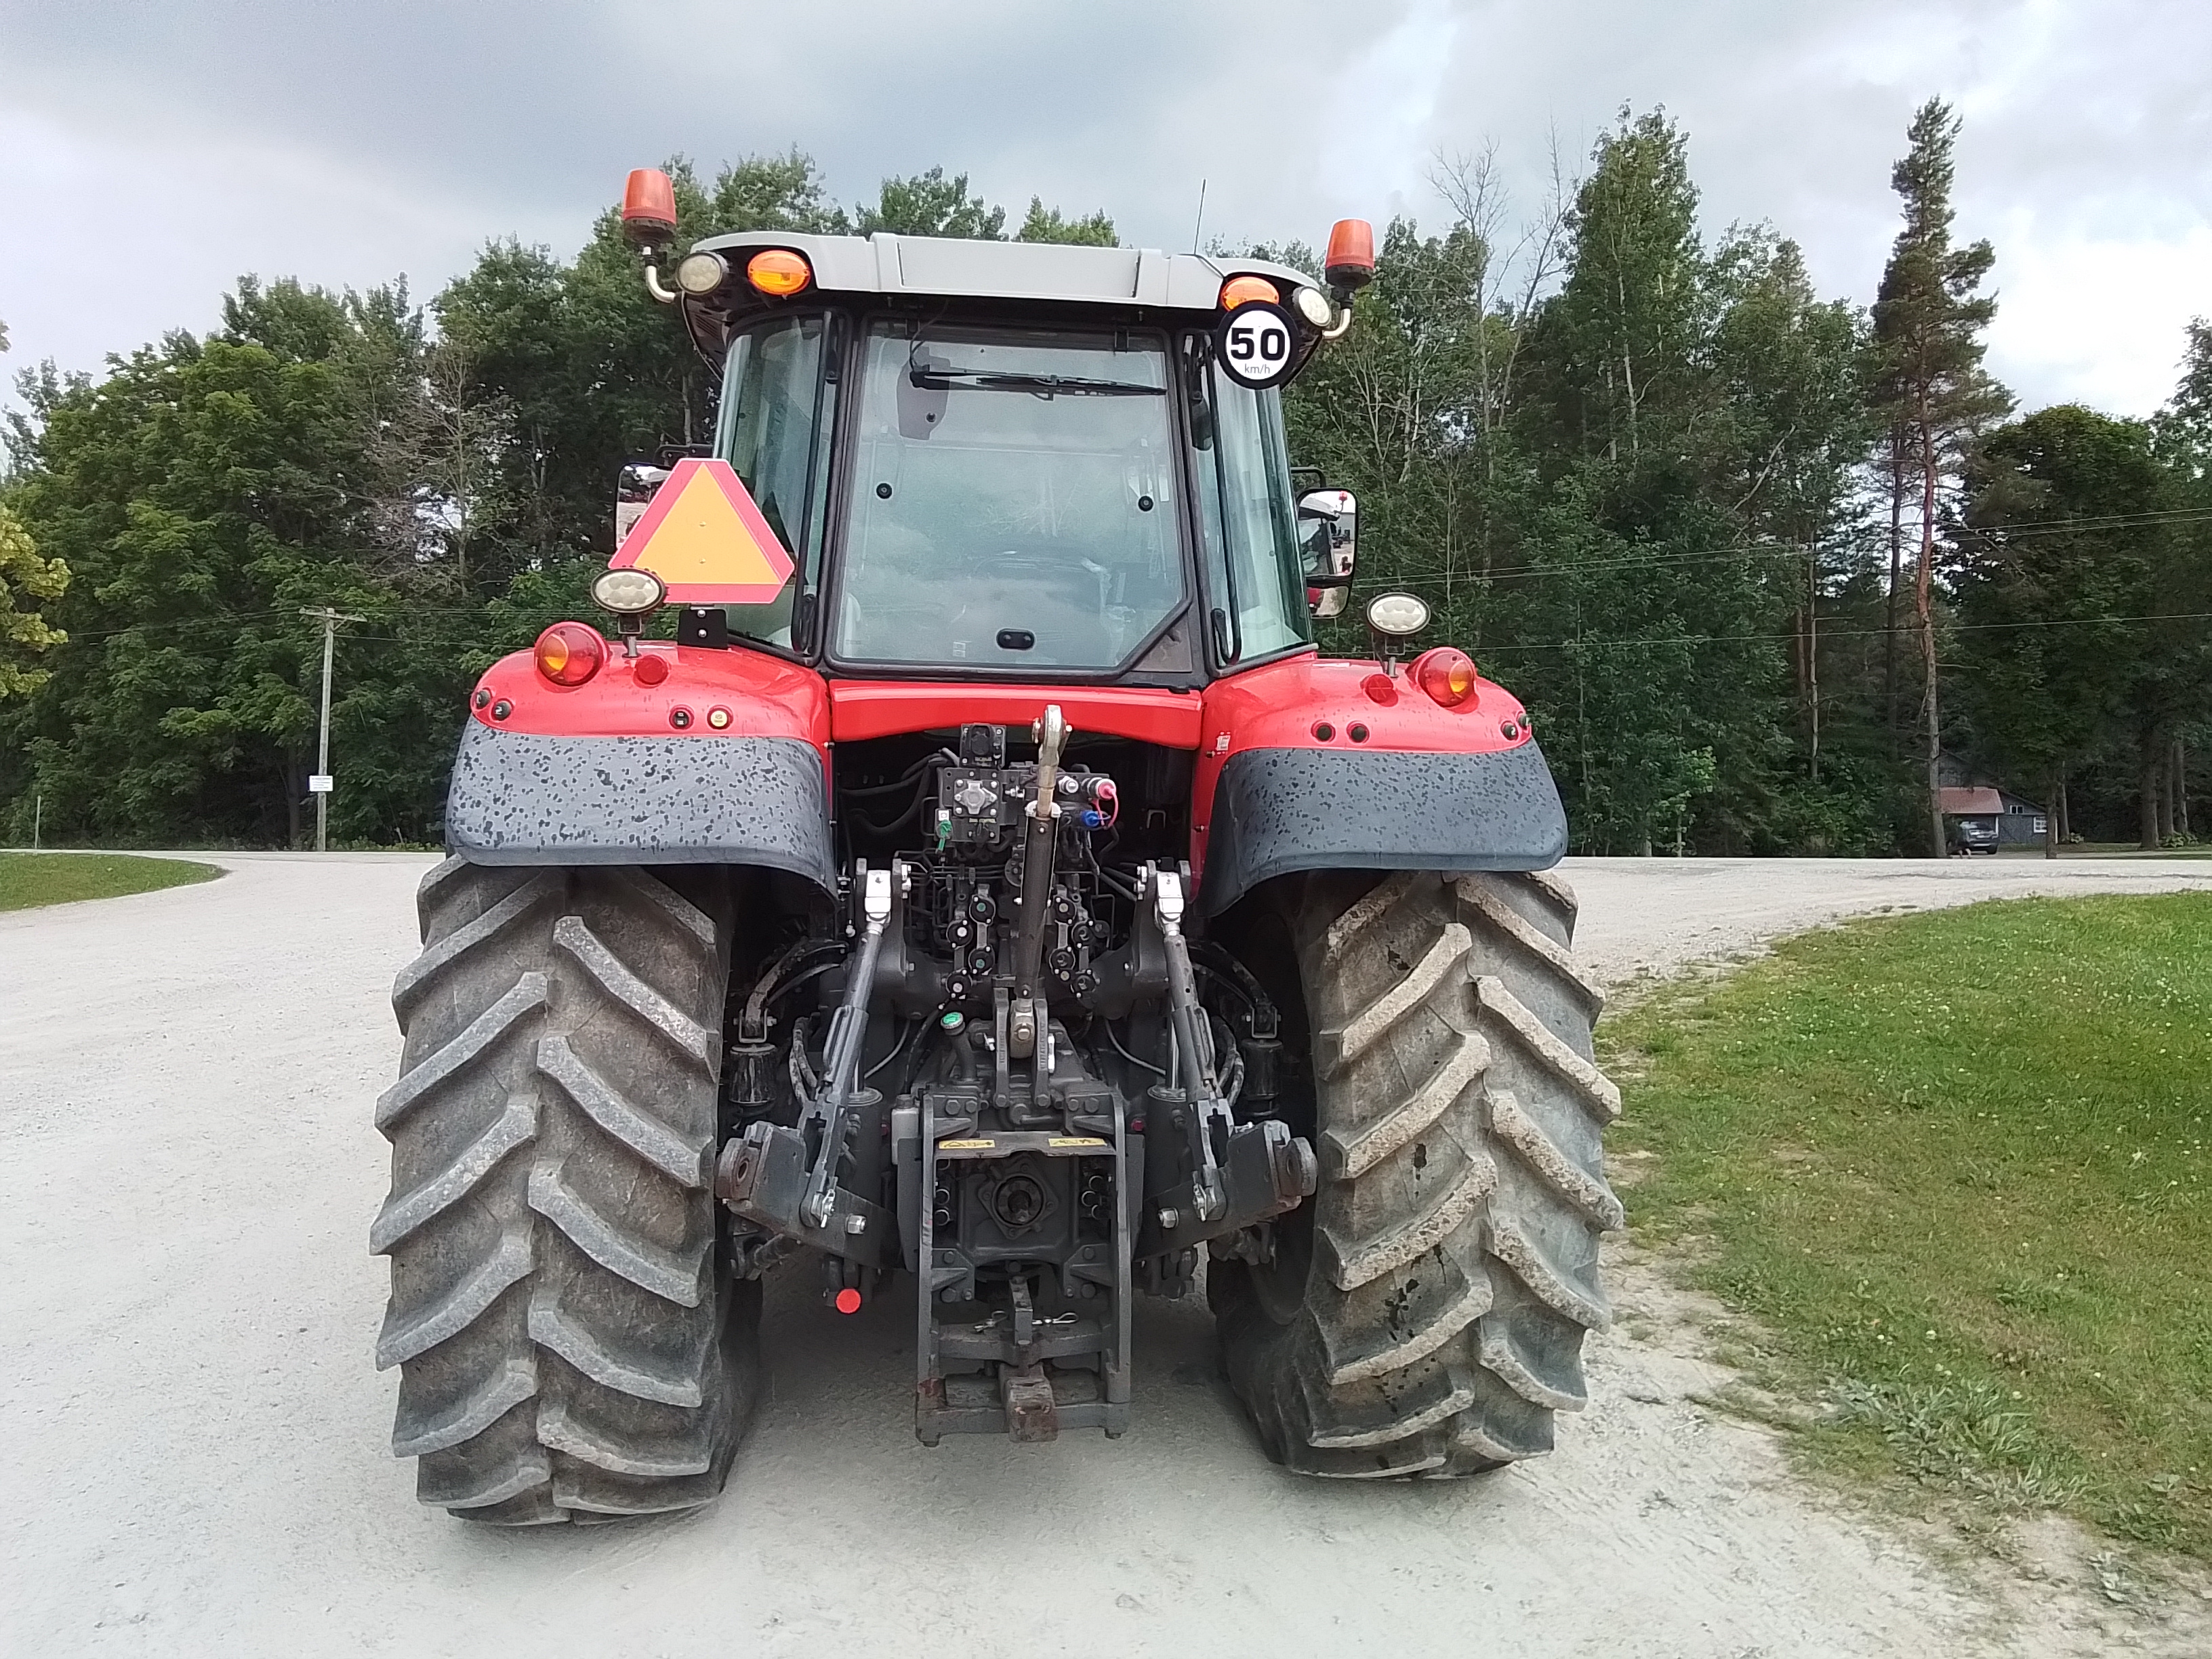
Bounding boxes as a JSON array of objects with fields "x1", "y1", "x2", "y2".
[{"x1": 370, "y1": 169, "x2": 1620, "y2": 1523}]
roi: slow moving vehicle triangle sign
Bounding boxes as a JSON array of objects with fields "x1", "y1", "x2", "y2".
[{"x1": 609, "y1": 457, "x2": 796, "y2": 605}]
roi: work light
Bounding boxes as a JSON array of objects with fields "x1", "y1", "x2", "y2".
[
  {"x1": 1365, "y1": 592, "x2": 1430, "y2": 636},
  {"x1": 592, "y1": 568, "x2": 667, "y2": 616}
]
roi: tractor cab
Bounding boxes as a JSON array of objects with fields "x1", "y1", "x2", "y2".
[{"x1": 617, "y1": 188, "x2": 1370, "y2": 688}]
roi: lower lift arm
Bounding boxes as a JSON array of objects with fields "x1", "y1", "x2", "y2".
[
  {"x1": 1144, "y1": 863, "x2": 1317, "y2": 1244},
  {"x1": 716, "y1": 863, "x2": 899, "y2": 1269}
]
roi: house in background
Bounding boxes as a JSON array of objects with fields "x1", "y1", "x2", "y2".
[{"x1": 1938, "y1": 784, "x2": 2049, "y2": 852}]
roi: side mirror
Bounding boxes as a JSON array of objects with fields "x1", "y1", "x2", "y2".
[
  {"x1": 1298, "y1": 488, "x2": 1357, "y2": 619},
  {"x1": 615, "y1": 461, "x2": 672, "y2": 546}
]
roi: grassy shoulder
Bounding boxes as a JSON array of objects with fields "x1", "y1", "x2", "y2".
[
  {"x1": 1608, "y1": 893, "x2": 2212, "y2": 1559},
  {"x1": 0, "y1": 852, "x2": 222, "y2": 912}
]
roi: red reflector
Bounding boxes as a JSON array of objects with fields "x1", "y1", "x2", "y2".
[
  {"x1": 834, "y1": 1287, "x2": 862, "y2": 1315},
  {"x1": 633, "y1": 653, "x2": 669, "y2": 686},
  {"x1": 533, "y1": 621, "x2": 606, "y2": 687}
]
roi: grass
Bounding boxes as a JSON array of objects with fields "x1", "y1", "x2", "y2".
[
  {"x1": 1609, "y1": 893, "x2": 2212, "y2": 1559},
  {"x1": 0, "y1": 851, "x2": 222, "y2": 912}
]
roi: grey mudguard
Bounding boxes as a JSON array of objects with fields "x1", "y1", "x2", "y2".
[
  {"x1": 1199, "y1": 740, "x2": 1568, "y2": 916},
  {"x1": 445, "y1": 724, "x2": 837, "y2": 893}
]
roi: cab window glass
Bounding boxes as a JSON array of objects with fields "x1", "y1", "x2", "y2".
[
  {"x1": 834, "y1": 322, "x2": 1183, "y2": 671},
  {"x1": 712, "y1": 315, "x2": 835, "y2": 648},
  {"x1": 1188, "y1": 357, "x2": 1311, "y2": 663}
]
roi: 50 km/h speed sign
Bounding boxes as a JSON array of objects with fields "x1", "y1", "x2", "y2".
[{"x1": 1214, "y1": 300, "x2": 1298, "y2": 390}]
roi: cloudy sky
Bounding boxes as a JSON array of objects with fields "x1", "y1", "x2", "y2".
[{"x1": 3, "y1": 0, "x2": 2207, "y2": 416}]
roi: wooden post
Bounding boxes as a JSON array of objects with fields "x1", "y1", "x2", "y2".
[{"x1": 300, "y1": 607, "x2": 365, "y2": 853}]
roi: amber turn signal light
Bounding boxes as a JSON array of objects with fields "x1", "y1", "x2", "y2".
[
  {"x1": 1412, "y1": 646, "x2": 1478, "y2": 708},
  {"x1": 533, "y1": 621, "x2": 607, "y2": 687},
  {"x1": 746, "y1": 249, "x2": 813, "y2": 297},
  {"x1": 1219, "y1": 274, "x2": 1280, "y2": 310}
]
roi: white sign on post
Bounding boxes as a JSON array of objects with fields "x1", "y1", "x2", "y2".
[{"x1": 308, "y1": 775, "x2": 334, "y2": 794}]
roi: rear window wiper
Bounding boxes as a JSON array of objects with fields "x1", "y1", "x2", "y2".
[{"x1": 907, "y1": 367, "x2": 1165, "y2": 398}]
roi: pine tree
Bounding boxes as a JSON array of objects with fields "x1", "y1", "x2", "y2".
[{"x1": 1868, "y1": 99, "x2": 2011, "y2": 853}]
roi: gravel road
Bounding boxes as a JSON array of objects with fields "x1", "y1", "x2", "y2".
[{"x1": 5, "y1": 852, "x2": 2209, "y2": 1657}]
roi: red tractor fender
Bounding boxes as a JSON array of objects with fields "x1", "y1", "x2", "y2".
[
  {"x1": 448, "y1": 641, "x2": 838, "y2": 888},
  {"x1": 1190, "y1": 651, "x2": 1565, "y2": 915}
]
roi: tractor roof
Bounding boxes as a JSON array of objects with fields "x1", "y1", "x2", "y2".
[{"x1": 687, "y1": 230, "x2": 1319, "y2": 314}]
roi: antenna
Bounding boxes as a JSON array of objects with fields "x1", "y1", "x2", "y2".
[{"x1": 1191, "y1": 178, "x2": 1208, "y2": 253}]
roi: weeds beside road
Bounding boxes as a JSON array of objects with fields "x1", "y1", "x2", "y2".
[
  {"x1": 1610, "y1": 893, "x2": 2212, "y2": 1561},
  {"x1": 0, "y1": 851, "x2": 220, "y2": 911}
]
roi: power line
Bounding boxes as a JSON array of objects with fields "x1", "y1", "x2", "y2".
[{"x1": 1468, "y1": 609, "x2": 2212, "y2": 659}]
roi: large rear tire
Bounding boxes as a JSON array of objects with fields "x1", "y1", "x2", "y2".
[
  {"x1": 371, "y1": 858, "x2": 756, "y2": 1523},
  {"x1": 1211, "y1": 869, "x2": 1622, "y2": 1477}
]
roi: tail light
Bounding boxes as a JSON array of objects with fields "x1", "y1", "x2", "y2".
[
  {"x1": 1412, "y1": 646, "x2": 1478, "y2": 708},
  {"x1": 533, "y1": 621, "x2": 607, "y2": 687}
]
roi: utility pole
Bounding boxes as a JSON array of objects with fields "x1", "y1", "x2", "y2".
[{"x1": 301, "y1": 607, "x2": 365, "y2": 853}]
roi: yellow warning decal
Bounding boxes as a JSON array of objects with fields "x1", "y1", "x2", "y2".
[
  {"x1": 1048, "y1": 1136, "x2": 1108, "y2": 1148},
  {"x1": 939, "y1": 1138, "x2": 996, "y2": 1151}
]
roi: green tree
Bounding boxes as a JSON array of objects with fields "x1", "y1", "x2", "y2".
[
  {"x1": 1957, "y1": 407, "x2": 2170, "y2": 851},
  {"x1": 1868, "y1": 99, "x2": 2011, "y2": 852},
  {"x1": 1015, "y1": 198, "x2": 1117, "y2": 245},
  {"x1": 2145, "y1": 323, "x2": 2212, "y2": 842},
  {"x1": 1706, "y1": 230, "x2": 1872, "y2": 790},
  {"x1": 1283, "y1": 112, "x2": 1884, "y2": 854},
  {"x1": 1522, "y1": 108, "x2": 1713, "y2": 464},
  {"x1": 0, "y1": 314, "x2": 73, "y2": 701},
  {"x1": 0, "y1": 505, "x2": 68, "y2": 700},
  {"x1": 1279, "y1": 216, "x2": 1504, "y2": 636},
  {"x1": 0, "y1": 281, "x2": 485, "y2": 846},
  {"x1": 1513, "y1": 111, "x2": 1789, "y2": 854},
  {"x1": 857, "y1": 167, "x2": 1006, "y2": 239}
]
